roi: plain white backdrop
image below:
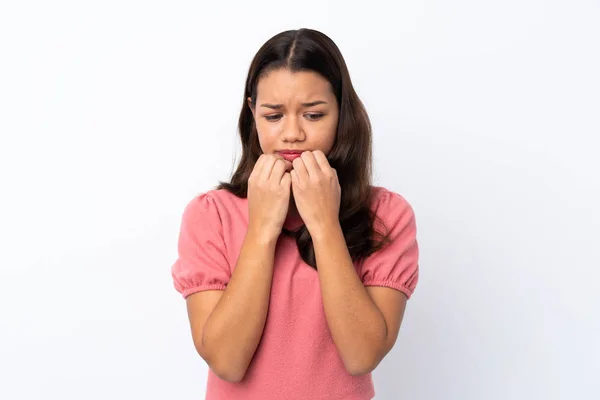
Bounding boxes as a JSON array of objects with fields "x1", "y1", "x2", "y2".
[{"x1": 1, "y1": 1, "x2": 598, "y2": 399}]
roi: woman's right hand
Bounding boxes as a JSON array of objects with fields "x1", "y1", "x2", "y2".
[{"x1": 247, "y1": 154, "x2": 292, "y2": 241}]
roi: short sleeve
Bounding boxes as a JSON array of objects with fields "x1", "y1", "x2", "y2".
[
  {"x1": 358, "y1": 189, "x2": 419, "y2": 299},
  {"x1": 171, "y1": 192, "x2": 231, "y2": 299}
]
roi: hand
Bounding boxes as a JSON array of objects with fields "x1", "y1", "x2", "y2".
[
  {"x1": 247, "y1": 154, "x2": 292, "y2": 241},
  {"x1": 290, "y1": 150, "x2": 341, "y2": 238}
]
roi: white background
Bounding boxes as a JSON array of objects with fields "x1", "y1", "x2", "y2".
[{"x1": 1, "y1": 1, "x2": 598, "y2": 399}]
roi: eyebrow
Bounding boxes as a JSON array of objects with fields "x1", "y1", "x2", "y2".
[{"x1": 260, "y1": 100, "x2": 328, "y2": 109}]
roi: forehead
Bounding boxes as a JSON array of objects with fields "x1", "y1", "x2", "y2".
[{"x1": 256, "y1": 69, "x2": 334, "y2": 101}]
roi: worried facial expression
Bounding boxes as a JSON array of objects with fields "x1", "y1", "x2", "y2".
[{"x1": 249, "y1": 69, "x2": 339, "y2": 171}]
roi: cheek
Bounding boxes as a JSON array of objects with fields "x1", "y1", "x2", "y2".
[
  {"x1": 256, "y1": 121, "x2": 278, "y2": 151},
  {"x1": 305, "y1": 121, "x2": 337, "y2": 151},
  {"x1": 321, "y1": 135, "x2": 336, "y2": 155},
  {"x1": 322, "y1": 118, "x2": 338, "y2": 153},
  {"x1": 320, "y1": 116, "x2": 338, "y2": 138}
]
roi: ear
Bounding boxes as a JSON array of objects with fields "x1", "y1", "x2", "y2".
[{"x1": 247, "y1": 97, "x2": 255, "y2": 117}]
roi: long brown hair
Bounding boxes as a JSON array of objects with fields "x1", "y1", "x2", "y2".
[{"x1": 217, "y1": 28, "x2": 390, "y2": 269}]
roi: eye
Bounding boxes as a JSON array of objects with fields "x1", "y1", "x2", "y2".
[
  {"x1": 305, "y1": 113, "x2": 324, "y2": 121},
  {"x1": 265, "y1": 114, "x2": 282, "y2": 121}
]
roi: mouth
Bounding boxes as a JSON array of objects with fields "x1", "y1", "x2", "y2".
[
  {"x1": 280, "y1": 153, "x2": 302, "y2": 162},
  {"x1": 276, "y1": 150, "x2": 306, "y2": 162}
]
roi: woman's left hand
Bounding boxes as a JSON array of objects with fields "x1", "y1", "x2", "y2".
[{"x1": 291, "y1": 150, "x2": 341, "y2": 238}]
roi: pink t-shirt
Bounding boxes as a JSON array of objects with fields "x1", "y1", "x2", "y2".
[{"x1": 171, "y1": 186, "x2": 419, "y2": 400}]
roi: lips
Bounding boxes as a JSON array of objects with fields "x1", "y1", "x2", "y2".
[{"x1": 276, "y1": 150, "x2": 305, "y2": 162}]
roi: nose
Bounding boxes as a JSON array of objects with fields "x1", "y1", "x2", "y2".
[{"x1": 281, "y1": 115, "x2": 305, "y2": 142}]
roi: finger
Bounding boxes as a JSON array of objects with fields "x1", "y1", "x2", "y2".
[
  {"x1": 281, "y1": 171, "x2": 292, "y2": 188},
  {"x1": 313, "y1": 150, "x2": 331, "y2": 171},
  {"x1": 290, "y1": 169, "x2": 299, "y2": 186},
  {"x1": 259, "y1": 155, "x2": 281, "y2": 182},
  {"x1": 283, "y1": 159, "x2": 293, "y2": 172},
  {"x1": 300, "y1": 151, "x2": 321, "y2": 179},
  {"x1": 292, "y1": 156, "x2": 309, "y2": 183},
  {"x1": 250, "y1": 154, "x2": 265, "y2": 180},
  {"x1": 269, "y1": 158, "x2": 287, "y2": 182}
]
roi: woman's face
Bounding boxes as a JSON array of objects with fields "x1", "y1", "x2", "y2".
[{"x1": 249, "y1": 68, "x2": 339, "y2": 170}]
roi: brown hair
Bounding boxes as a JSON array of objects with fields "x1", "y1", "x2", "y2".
[{"x1": 217, "y1": 28, "x2": 389, "y2": 269}]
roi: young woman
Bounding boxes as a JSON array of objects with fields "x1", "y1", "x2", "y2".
[{"x1": 171, "y1": 28, "x2": 419, "y2": 400}]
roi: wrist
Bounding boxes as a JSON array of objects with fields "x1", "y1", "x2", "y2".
[
  {"x1": 247, "y1": 224, "x2": 280, "y2": 246},
  {"x1": 308, "y1": 218, "x2": 342, "y2": 242}
]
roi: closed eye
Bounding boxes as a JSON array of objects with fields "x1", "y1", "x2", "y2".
[
  {"x1": 305, "y1": 113, "x2": 324, "y2": 121},
  {"x1": 264, "y1": 113, "x2": 325, "y2": 122}
]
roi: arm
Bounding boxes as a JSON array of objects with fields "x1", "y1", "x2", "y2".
[
  {"x1": 182, "y1": 155, "x2": 291, "y2": 383},
  {"x1": 288, "y1": 151, "x2": 413, "y2": 376},
  {"x1": 312, "y1": 223, "x2": 408, "y2": 376},
  {"x1": 186, "y1": 227, "x2": 277, "y2": 383}
]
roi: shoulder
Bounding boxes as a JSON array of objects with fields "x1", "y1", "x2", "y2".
[
  {"x1": 185, "y1": 188, "x2": 245, "y2": 210},
  {"x1": 368, "y1": 186, "x2": 417, "y2": 237},
  {"x1": 369, "y1": 186, "x2": 415, "y2": 217},
  {"x1": 182, "y1": 188, "x2": 246, "y2": 221}
]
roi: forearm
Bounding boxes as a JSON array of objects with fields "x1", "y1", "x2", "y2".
[
  {"x1": 312, "y1": 222, "x2": 387, "y2": 375},
  {"x1": 202, "y1": 227, "x2": 277, "y2": 380}
]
